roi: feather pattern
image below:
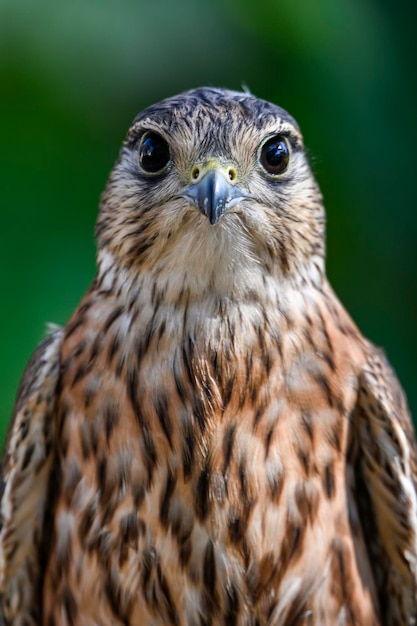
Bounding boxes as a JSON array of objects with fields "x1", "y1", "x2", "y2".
[{"x1": 0, "y1": 330, "x2": 62, "y2": 625}]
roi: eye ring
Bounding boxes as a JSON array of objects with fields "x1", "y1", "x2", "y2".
[
  {"x1": 138, "y1": 131, "x2": 171, "y2": 175},
  {"x1": 258, "y1": 134, "x2": 290, "y2": 176}
]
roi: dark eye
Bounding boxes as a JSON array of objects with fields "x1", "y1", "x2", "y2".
[
  {"x1": 259, "y1": 135, "x2": 290, "y2": 176},
  {"x1": 138, "y1": 132, "x2": 171, "y2": 174}
]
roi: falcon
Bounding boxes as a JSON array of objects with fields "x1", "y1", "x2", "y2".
[{"x1": 0, "y1": 88, "x2": 416, "y2": 626}]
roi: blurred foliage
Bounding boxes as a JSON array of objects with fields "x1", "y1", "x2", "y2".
[{"x1": 1, "y1": 0, "x2": 416, "y2": 442}]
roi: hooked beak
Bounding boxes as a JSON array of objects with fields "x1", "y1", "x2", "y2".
[{"x1": 178, "y1": 168, "x2": 251, "y2": 225}]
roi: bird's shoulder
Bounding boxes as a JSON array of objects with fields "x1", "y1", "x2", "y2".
[
  {"x1": 351, "y1": 341, "x2": 417, "y2": 624},
  {"x1": 0, "y1": 328, "x2": 63, "y2": 625}
]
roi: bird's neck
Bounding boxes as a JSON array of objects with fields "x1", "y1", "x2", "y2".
[{"x1": 95, "y1": 248, "x2": 325, "y2": 307}]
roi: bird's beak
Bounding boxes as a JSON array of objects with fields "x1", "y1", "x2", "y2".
[{"x1": 178, "y1": 163, "x2": 251, "y2": 225}]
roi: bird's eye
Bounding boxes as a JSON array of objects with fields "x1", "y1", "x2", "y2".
[
  {"x1": 138, "y1": 132, "x2": 171, "y2": 174},
  {"x1": 259, "y1": 135, "x2": 290, "y2": 176}
]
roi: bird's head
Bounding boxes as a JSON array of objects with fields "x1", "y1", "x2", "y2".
[{"x1": 96, "y1": 88, "x2": 325, "y2": 297}]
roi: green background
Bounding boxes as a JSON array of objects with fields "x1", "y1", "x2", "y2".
[{"x1": 1, "y1": 0, "x2": 416, "y2": 441}]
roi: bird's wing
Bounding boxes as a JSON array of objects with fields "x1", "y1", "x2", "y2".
[
  {"x1": 351, "y1": 345, "x2": 417, "y2": 625},
  {"x1": 0, "y1": 329, "x2": 62, "y2": 626}
]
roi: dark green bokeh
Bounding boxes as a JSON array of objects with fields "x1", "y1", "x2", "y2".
[{"x1": 1, "y1": 0, "x2": 416, "y2": 442}]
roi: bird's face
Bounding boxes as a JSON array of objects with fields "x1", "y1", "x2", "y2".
[{"x1": 97, "y1": 88, "x2": 325, "y2": 296}]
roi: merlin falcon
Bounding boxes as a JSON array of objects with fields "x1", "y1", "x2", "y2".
[{"x1": 0, "y1": 88, "x2": 416, "y2": 625}]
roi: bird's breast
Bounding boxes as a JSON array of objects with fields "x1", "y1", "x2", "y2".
[{"x1": 46, "y1": 287, "x2": 376, "y2": 624}]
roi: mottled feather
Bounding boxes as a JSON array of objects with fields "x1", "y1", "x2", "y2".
[{"x1": 0, "y1": 330, "x2": 62, "y2": 625}]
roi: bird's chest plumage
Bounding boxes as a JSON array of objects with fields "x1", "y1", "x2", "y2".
[{"x1": 43, "y1": 287, "x2": 378, "y2": 625}]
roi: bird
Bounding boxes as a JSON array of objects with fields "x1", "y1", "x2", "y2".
[{"x1": 0, "y1": 87, "x2": 416, "y2": 626}]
